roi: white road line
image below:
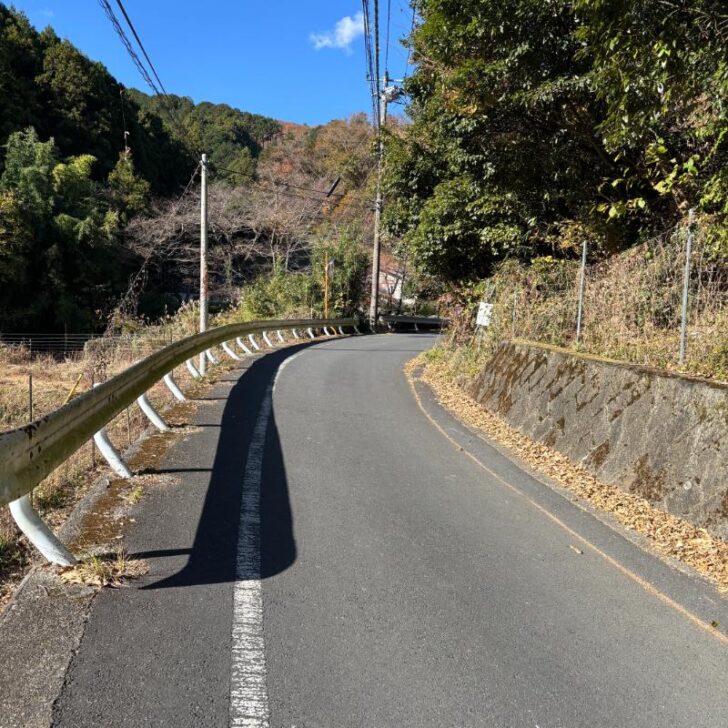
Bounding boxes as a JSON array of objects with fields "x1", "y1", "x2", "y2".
[
  {"x1": 230, "y1": 353, "x2": 307, "y2": 726},
  {"x1": 273, "y1": 350, "x2": 305, "y2": 392},
  {"x1": 230, "y1": 382, "x2": 273, "y2": 728}
]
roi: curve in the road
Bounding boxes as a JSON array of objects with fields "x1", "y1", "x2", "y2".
[{"x1": 49, "y1": 333, "x2": 728, "y2": 728}]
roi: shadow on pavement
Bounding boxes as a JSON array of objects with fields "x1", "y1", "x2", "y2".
[{"x1": 141, "y1": 344, "x2": 311, "y2": 590}]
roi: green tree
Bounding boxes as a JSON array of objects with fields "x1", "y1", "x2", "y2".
[
  {"x1": 107, "y1": 152, "x2": 151, "y2": 217},
  {"x1": 384, "y1": 0, "x2": 615, "y2": 282},
  {"x1": 574, "y1": 0, "x2": 728, "y2": 238},
  {"x1": 0, "y1": 127, "x2": 128, "y2": 331},
  {"x1": 385, "y1": 0, "x2": 728, "y2": 284}
]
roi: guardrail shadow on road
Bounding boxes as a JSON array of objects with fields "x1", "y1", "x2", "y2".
[{"x1": 139, "y1": 345, "x2": 307, "y2": 590}]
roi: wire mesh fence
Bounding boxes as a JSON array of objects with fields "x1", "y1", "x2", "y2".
[{"x1": 468, "y1": 219, "x2": 728, "y2": 380}]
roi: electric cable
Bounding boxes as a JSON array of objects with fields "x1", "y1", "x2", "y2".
[
  {"x1": 402, "y1": 4, "x2": 417, "y2": 84},
  {"x1": 98, "y1": 0, "x2": 196, "y2": 154},
  {"x1": 384, "y1": 0, "x2": 392, "y2": 74},
  {"x1": 112, "y1": 0, "x2": 189, "y2": 137}
]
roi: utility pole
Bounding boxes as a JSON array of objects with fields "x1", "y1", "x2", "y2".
[
  {"x1": 369, "y1": 72, "x2": 394, "y2": 330},
  {"x1": 199, "y1": 153, "x2": 208, "y2": 376}
]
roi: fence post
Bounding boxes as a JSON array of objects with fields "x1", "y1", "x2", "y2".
[
  {"x1": 28, "y1": 373, "x2": 34, "y2": 511},
  {"x1": 679, "y1": 209, "x2": 695, "y2": 366},
  {"x1": 576, "y1": 241, "x2": 587, "y2": 344},
  {"x1": 90, "y1": 370, "x2": 96, "y2": 469}
]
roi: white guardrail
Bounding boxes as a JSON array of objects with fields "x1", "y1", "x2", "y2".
[{"x1": 0, "y1": 317, "x2": 360, "y2": 565}]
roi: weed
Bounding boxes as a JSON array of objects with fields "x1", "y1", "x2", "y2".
[
  {"x1": 124, "y1": 485, "x2": 145, "y2": 505},
  {"x1": 0, "y1": 533, "x2": 25, "y2": 572},
  {"x1": 34, "y1": 484, "x2": 71, "y2": 512},
  {"x1": 59, "y1": 548, "x2": 148, "y2": 588},
  {"x1": 438, "y1": 227, "x2": 727, "y2": 383}
]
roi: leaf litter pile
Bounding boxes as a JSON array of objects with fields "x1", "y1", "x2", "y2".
[{"x1": 408, "y1": 357, "x2": 728, "y2": 594}]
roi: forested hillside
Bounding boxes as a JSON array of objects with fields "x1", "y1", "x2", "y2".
[
  {"x1": 128, "y1": 90, "x2": 282, "y2": 182},
  {"x1": 0, "y1": 6, "x2": 190, "y2": 193},
  {"x1": 385, "y1": 0, "x2": 728, "y2": 281},
  {"x1": 0, "y1": 5, "x2": 373, "y2": 334},
  {"x1": 383, "y1": 1, "x2": 728, "y2": 380}
]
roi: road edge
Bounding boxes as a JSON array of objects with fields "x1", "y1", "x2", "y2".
[{"x1": 406, "y1": 362, "x2": 728, "y2": 647}]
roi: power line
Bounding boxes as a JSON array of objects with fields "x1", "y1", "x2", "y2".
[
  {"x1": 98, "y1": 0, "x2": 194, "y2": 153},
  {"x1": 112, "y1": 0, "x2": 189, "y2": 138},
  {"x1": 209, "y1": 164, "x2": 372, "y2": 203},
  {"x1": 361, "y1": 1, "x2": 379, "y2": 128},
  {"x1": 373, "y1": 0, "x2": 381, "y2": 128},
  {"x1": 384, "y1": 0, "x2": 392, "y2": 73},
  {"x1": 209, "y1": 167, "x2": 340, "y2": 204},
  {"x1": 114, "y1": 0, "x2": 169, "y2": 97},
  {"x1": 107, "y1": 161, "x2": 202, "y2": 331},
  {"x1": 98, "y1": 0, "x2": 160, "y2": 96},
  {"x1": 119, "y1": 88, "x2": 129, "y2": 153},
  {"x1": 403, "y1": 4, "x2": 417, "y2": 83}
]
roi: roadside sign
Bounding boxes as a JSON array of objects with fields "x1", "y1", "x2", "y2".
[{"x1": 476, "y1": 302, "x2": 493, "y2": 327}]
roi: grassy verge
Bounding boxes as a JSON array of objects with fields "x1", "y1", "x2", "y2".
[{"x1": 0, "y1": 313, "x2": 243, "y2": 609}]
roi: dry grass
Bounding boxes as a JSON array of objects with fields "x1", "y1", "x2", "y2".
[
  {"x1": 59, "y1": 548, "x2": 148, "y2": 588},
  {"x1": 408, "y1": 355, "x2": 728, "y2": 593},
  {"x1": 0, "y1": 316, "x2": 242, "y2": 608},
  {"x1": 445, "y1": 223, "x2": 728, "y2": 383}
]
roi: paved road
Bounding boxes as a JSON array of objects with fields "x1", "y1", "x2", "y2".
[{"x1": 52, "y1": 333, "x2": 728, "y2": 727}]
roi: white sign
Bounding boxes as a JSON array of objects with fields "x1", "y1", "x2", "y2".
[{"x1": 476, "y1": 302, "x2": 494, "y2": 328}]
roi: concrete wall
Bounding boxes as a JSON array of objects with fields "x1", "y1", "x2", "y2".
[{"x1": 468, "y1": 341, "x2": 728, "y2": 538}]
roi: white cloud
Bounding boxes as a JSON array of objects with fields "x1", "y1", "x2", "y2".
[{"x1": 310, "y1": 12, "x2": 364, "y2": 53}]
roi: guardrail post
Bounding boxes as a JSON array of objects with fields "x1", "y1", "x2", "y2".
[
  {"x1": 185, "y1": 359, "x2": 201, "y2": 379},
  {"x1": 163, "y1": 373, "x2": 187, "y2": 402},
  {"x1": 307, "y1": 327, "x2": 315, "y2": 339},
  {"x1": 262, "y1": 331, "x2": 275, "y2": 348},
  {"x1": 205, "y1": 349, "x2": 219, "y2": 365},
  {"x1": 354, "y1": 325, "x2": 361, "y2": 334},
  {"x1": 93, "y1": 426, "x2": 133, "y2": 478},
  {"x1": 277, "y1": 330, "x2": 285, "y2": 342},
  {"x1": 9, "y1": 494, "x2": 76, "y2": 566},
  {"x1": 322, "y1": 326, "x2": 331, "y2": 336},
  {"x1": 236, "y1": 337, "x2": 253, "y2": 355},
  {"x1": 292, "y1": 329, "x2": 300, "y2": 339},
  {"x1": 221, "y1": 341, "x2": 242, "y2": 361},
  {"x1": 137, "y1": 393, "x2": 170, "y2": 432},
  {"x1": 248, "y1": 334, "x2": 261, "y2": 350},
  {"x1": 337, "y1": 326, "x2": 345, "y2": 335}
]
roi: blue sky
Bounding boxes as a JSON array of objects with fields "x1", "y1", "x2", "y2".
[{"x1": 9, "y1": 1, "x2": 414, "y2": 125}]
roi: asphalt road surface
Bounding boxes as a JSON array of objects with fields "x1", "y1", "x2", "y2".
[{"x1": 52, "y1": 333, "x2": 728, "y2": 727}]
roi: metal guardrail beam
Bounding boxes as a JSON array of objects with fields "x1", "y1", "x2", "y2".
[
  {"x1": 378, "y1": 314, "x2": 446, "y2": 327},
  {"x1": 0, "y1": 317, "x2": 357, "y2": 564}
]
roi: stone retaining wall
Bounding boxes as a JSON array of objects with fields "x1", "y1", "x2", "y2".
[{"x1": 468, "y1": 341, "x2": 728, "y2": 538}]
